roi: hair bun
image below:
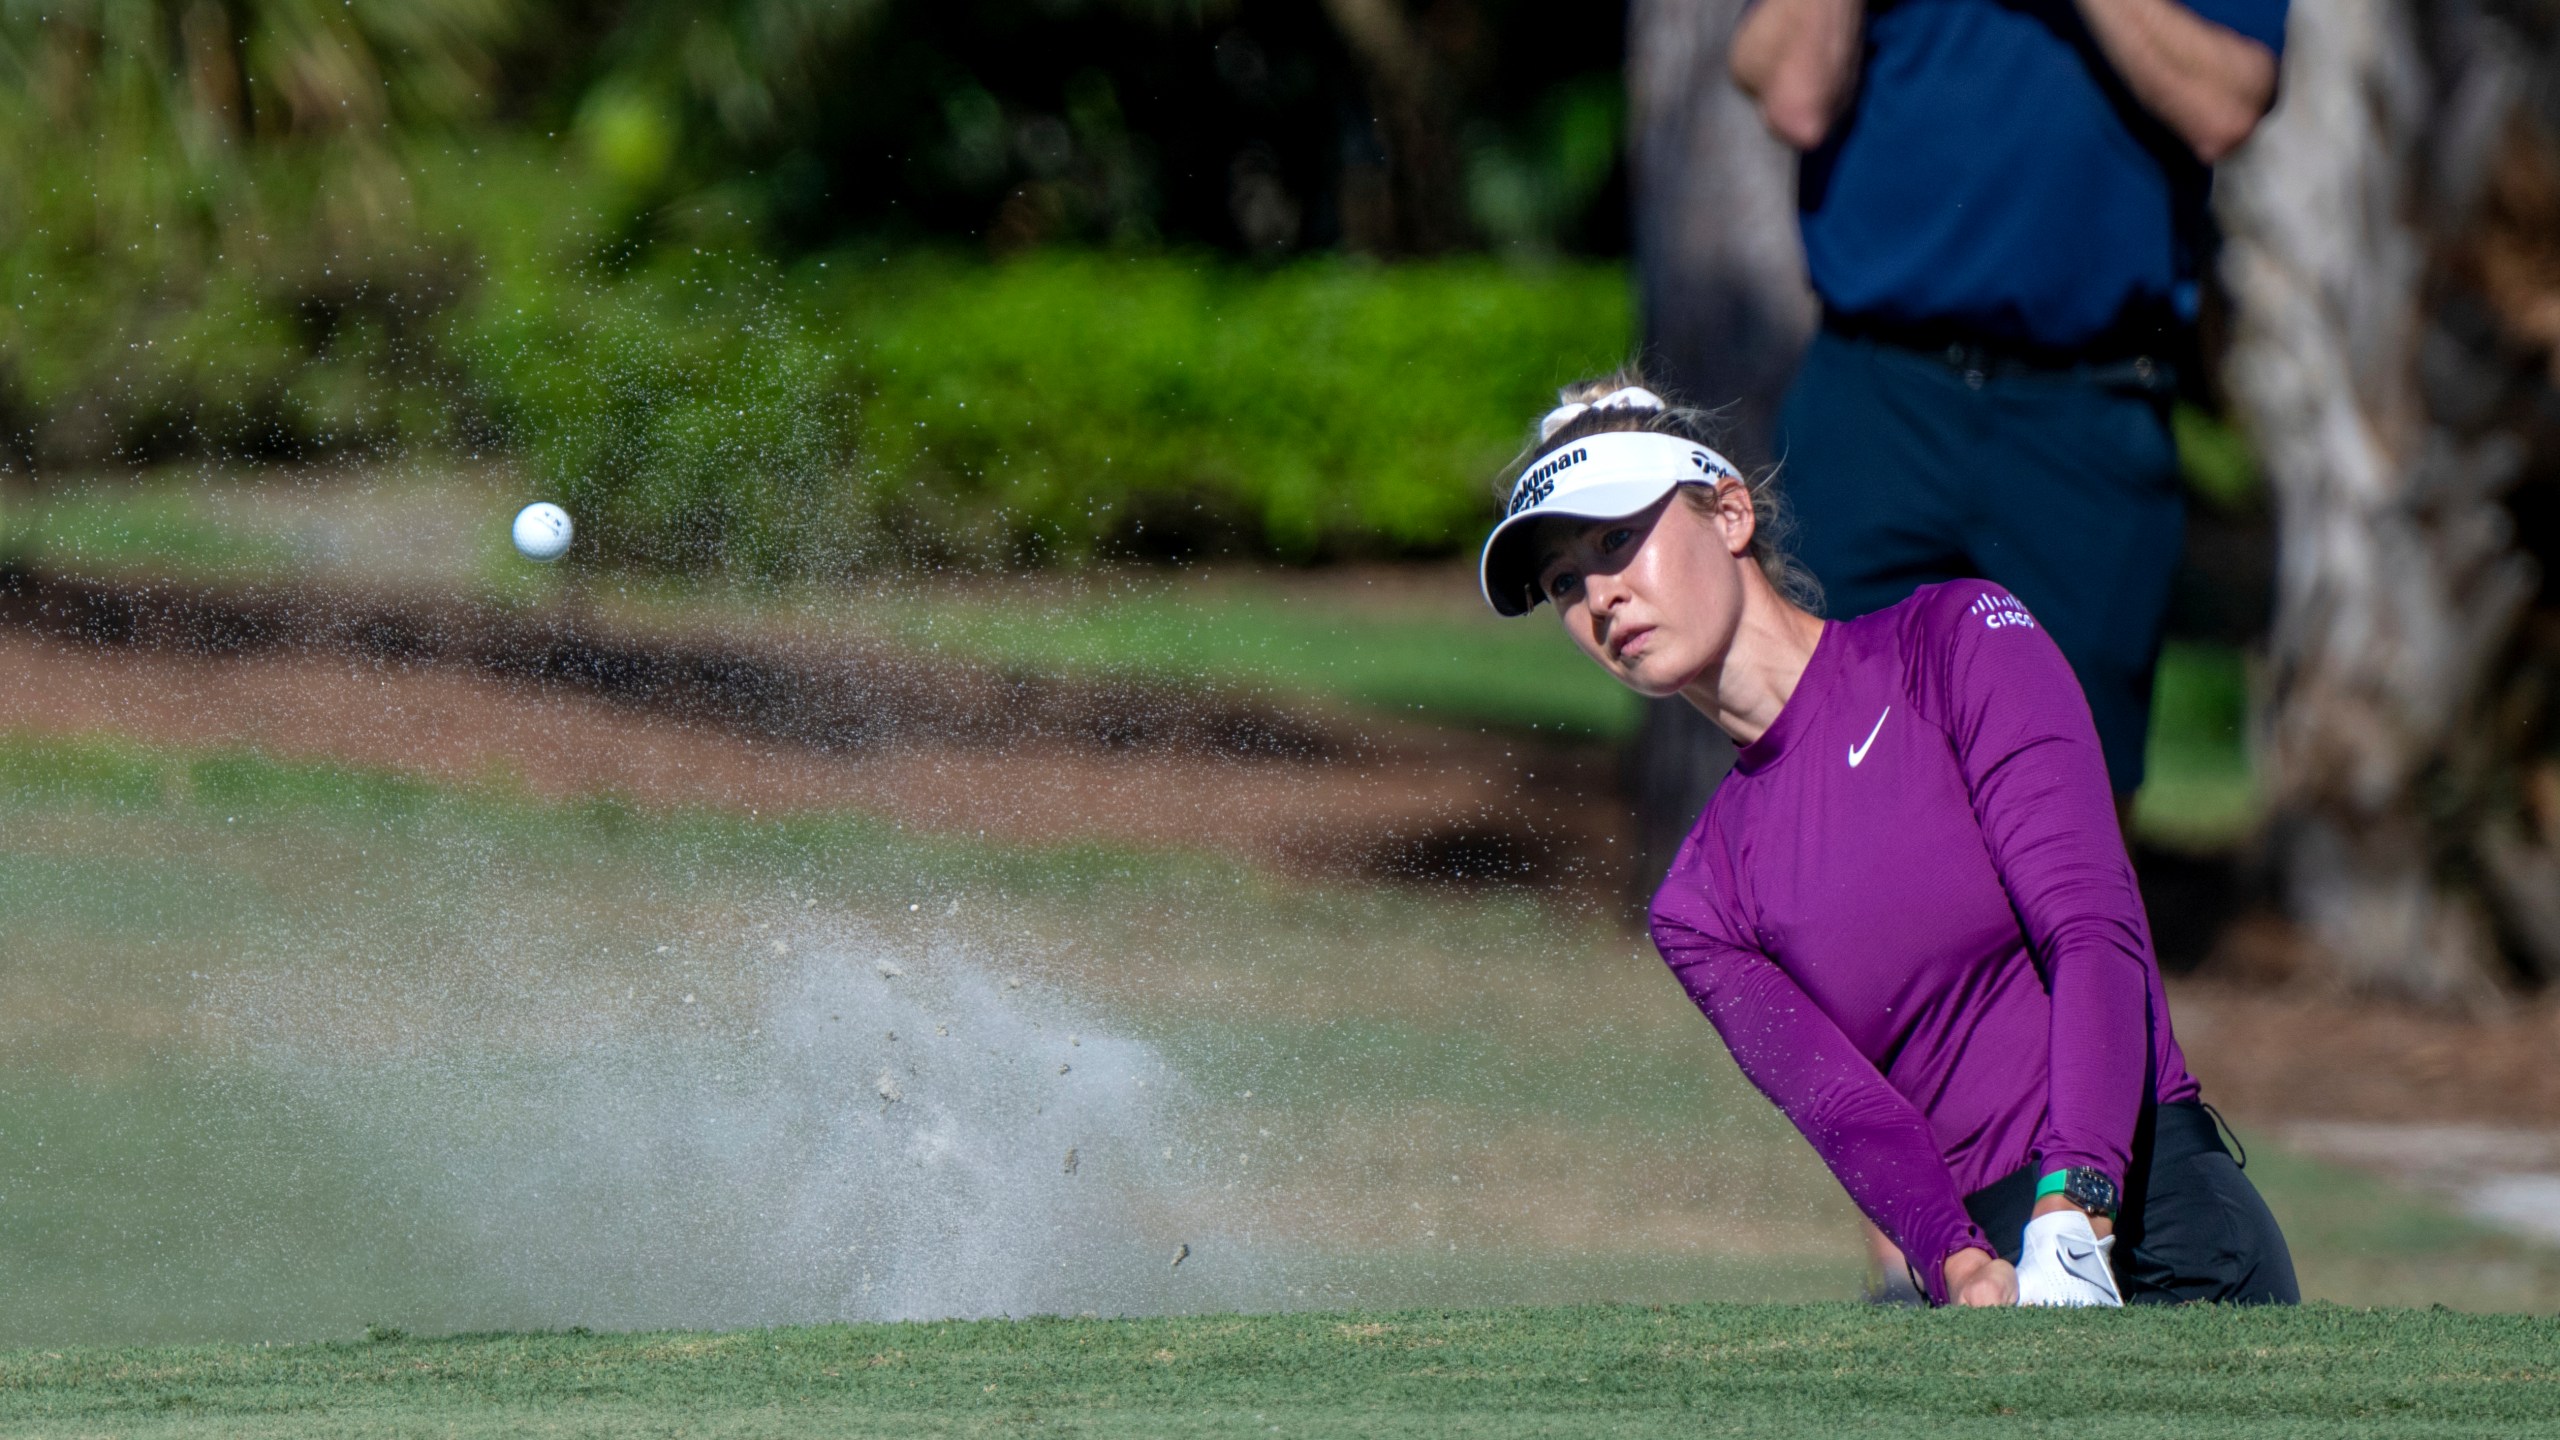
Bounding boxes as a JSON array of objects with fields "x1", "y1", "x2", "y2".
[
  {"x1": 1538, "y1": 385, "x2": 1665, "y2": 442},
  {"x1": 1535, "y1": 402, "x2": 1588, "y2": 442},
  {"x1": 1589, "y1": 385, "x2": 1666, "y2": 413}
]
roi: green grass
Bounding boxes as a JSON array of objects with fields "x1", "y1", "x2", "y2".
[
  {"x1": 2241, "y1": 1148, "x2": 2560, "y2": 1314},
  {"x1": 0, "y1": 487, "x2": 300, "y2": 581},
  {"x1": 0, "y1": 1304, "x2": 2553, "y2": 1438},
  {"x1": 0, "y1": 475, "x2": 1637, "y2": 737},
  {"x1": 0, "y1": 467, "x2": 548, "y2": 595},
  {"x1": 0, "y1": 732, "x2": 1252, "y2": 911},
  {"x1": 815, "y1": 569, "x2": 1637, "y2": 738},
  {"x1": 4, "y1": 468, "x2": 2283, "y2": 758}
]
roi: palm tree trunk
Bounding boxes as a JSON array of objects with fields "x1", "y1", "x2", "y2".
[
  {"x1": 2216, "y1": 0, "x2": 2548, "y2": 1003},
  {"x1": 1623, "y1": 0, "x2": 1817, "y2": 890}
]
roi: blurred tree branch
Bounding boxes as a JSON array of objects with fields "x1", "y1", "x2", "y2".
[{"x1": 1319, "y1": 0, "x2": 1478, "y2": 253}]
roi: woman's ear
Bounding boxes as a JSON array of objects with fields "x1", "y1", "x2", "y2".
[{"x1": 1714, "y1": 479, "x2": 1759, "y2": 556}]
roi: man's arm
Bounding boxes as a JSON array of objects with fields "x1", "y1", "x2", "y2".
[
  {"x1": 2075, "y1": 0, "x2": 2280, "y2": 163},
  {"x1": 1730, "y1": 0, "x2": 1865, "y2": 151}
]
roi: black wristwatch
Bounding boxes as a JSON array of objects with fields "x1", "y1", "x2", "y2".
[{"x1": 2050, "y1": 1166, "x2": 2120, "y2": 1218}]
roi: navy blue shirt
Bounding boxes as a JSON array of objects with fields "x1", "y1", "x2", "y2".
[{"x1": 1797, "y1": 0, "x2": 2288, "y2": 350}]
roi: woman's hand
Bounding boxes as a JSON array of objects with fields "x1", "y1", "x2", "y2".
[
  {"x1": 1941, "y1": 1247, "x2": 2019, "y2": 1307},
  {"x1": 2032, "y1": 1193, "x2": 2113, "y2": 1238}
]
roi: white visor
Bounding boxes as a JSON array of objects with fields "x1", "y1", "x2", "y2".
[{"x1": 1478, "y1": 431, "x2": 1742, "y2": 616}]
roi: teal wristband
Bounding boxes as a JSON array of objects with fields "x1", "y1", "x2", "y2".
[{"x1": 2035, "y1": 1169, "x2": 2071, "y2": 1201}]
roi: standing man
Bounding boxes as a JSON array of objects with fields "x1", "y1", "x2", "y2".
[{"x1": 1730, "y1": 0, "x2": 2286, "y2": 808}]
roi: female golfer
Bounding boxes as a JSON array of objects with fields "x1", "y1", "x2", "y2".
[{"x1": 1482, "y1": 377, "x2": 2296, "y2": 1307}]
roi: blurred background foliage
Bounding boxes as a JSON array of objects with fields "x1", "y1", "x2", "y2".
[{"x1": 0, "y1": 0, "x2": 1633, "y2": 574}]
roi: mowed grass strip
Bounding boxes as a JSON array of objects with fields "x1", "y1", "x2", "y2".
[{"x1": 0, "y1": 1304, "x2": 2552, "y2": 1439}]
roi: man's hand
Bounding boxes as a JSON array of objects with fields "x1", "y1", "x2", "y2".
[
  {"x1": 2074, "y1": 0, "x2": 2280, "y2": 163},
  {"x1": 1940, "y1": 1247, "x2": 2020, "y2": 1307},
  {"x1": 1731, "y1": 0, "x2": 1865, "y2": 150}
]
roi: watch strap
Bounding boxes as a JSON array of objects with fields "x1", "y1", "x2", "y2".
[{"x1": 2044, "y1": 1166, "x2": 2120, "y2": 1216}]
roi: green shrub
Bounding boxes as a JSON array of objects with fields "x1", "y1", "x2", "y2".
[
  {"x1": 0, "y1": 142, "x2": 557, "y2": 468},
  {"x1": 1, "y1": 140, "x2": 1632, "y2": 575},
  {"x1": 461, "y1": 250, "x2": 1631, "y2": 574},
  {"x1": 831, "y1": 253, "x2": 1630, "y2": 565}
]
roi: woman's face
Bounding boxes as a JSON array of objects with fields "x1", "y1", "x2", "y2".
[{"x1": 1534, "y1": 483, "x2": 1755, "y2": 698}]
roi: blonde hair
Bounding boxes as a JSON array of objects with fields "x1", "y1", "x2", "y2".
[{"x1": 1504, "y1": 368, "x2": 1824, "y2": 614}]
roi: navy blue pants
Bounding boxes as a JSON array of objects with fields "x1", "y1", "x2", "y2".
[{"x1": 1776, "y1": 329, "x2": 2184, "y2": 793}]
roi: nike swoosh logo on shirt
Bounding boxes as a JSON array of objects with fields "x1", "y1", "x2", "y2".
[{"x1": 1848, "y1": 707, "x2": 1890, "y2": 768}]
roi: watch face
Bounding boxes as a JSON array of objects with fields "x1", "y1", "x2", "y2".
[{"x1": 2064, "y1": 1168, "x2": 2120, "y2": 1215}]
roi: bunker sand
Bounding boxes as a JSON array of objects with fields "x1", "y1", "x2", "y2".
[{"x1": 2, "y1": 604, "x2": 2558, "y2": 1324}]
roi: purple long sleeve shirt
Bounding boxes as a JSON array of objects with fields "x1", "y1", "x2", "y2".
[{"x1": 1648, "y1": 581, "x2": 2196, "y2": 1304}]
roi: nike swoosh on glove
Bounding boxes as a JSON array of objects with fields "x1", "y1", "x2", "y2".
[{"x1": 2015, "y1": 1209, "x2": 2124, "y2": 1307}]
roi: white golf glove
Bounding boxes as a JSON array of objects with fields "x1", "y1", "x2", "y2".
[{"x1": 2015, "y1": 1209, "x2": 2123, "y2": 1307}]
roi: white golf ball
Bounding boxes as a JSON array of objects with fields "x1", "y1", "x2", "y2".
[{"x1": 511, "y1": 502, "x2": 574, "y2": 562}]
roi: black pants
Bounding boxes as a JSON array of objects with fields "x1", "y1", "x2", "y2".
[{"x1": 1963, "y1": 1100, "x2": 2300, "y2": 1304}]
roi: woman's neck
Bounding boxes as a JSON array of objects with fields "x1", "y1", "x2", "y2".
[{"x1": 1679, "y1": 573, "x2": 1826, "y2": 746}]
